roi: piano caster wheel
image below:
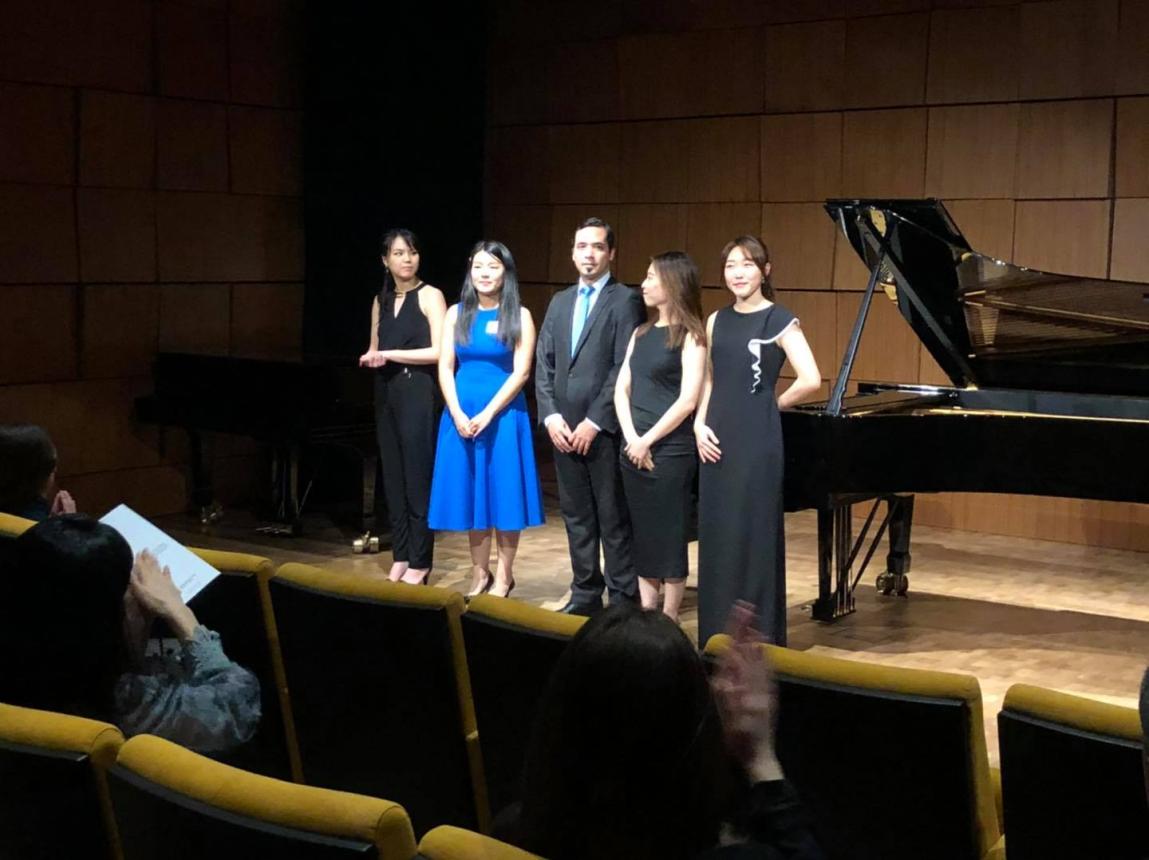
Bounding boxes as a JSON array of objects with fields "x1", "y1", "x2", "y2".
[
  {"x1": 876, "y1": 571, "x2": 896, "y2": 596},
  {"x1": 199, "y1": 502, "x2": 223, "y2": 525},
  {"x1": 894, "y1": 574, "x2": 909, "y2": 597},
  {"x1": 352, "y1": 533, "x2": 381, "y2": 554}
]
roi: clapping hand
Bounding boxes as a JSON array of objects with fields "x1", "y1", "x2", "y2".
[
  {"x1": 129, "y1": 550, "x2": 199, "y2": 641},
  {"x1": 50, "y1": 489, "x2": 76, "y2": 515},
  {"x1": 712, "y1": 601, "x2": 783, "y2": 782}
]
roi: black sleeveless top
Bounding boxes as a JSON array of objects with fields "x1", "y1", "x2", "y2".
[
  {"x1": 377, "y1": 284, "x2": 432, "y2": 378},
  {"x1": 628, "y1": 325, "x2": 692, "y2": 450}
]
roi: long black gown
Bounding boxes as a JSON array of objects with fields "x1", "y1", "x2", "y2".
[{"x1": 697, "y1": 303, "x2": 797, "y2": 646}]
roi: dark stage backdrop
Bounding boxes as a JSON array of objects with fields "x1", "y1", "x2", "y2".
[{"x1": 303, "y1": 3, "x2": 486, "y2": 360}]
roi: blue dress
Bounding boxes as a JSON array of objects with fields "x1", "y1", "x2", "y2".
[{"x1": 428, "y1": 307, "x2": 545, "y2": 531}]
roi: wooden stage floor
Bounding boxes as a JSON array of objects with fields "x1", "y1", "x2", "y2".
[{"x1": 159, "y1": 481, "x2": 1149, "y2": 765}]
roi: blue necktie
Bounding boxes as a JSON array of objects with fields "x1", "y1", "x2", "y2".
[{"x1": 571, "y1": 285, "x2": 592, "y2": 357}]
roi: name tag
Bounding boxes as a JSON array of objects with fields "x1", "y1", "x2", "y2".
[{"x1": 485, "y1": 319, "x2": 499, "y2": 334}]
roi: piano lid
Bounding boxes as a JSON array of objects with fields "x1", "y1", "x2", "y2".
[{"x1": 826, "y1": 199, "x2": 1149, "y2": 398}]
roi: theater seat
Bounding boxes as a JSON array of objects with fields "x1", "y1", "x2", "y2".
[
  {"x1": 461, "y1": 594, "x2": 585, "y2": 817},
  {"x1": 418, "y1": 825, "x2": 543, "y2": 860},
  {"x1": 269, "y1": 563, "x2": 486, "y2": 836},
  {"x1": 997, "y1": 683, "x2": 1149, "y2": 860},
  {"x1": 704, "y1": 636, "x2": 1000, "y2": 860},
  {"x1": 0, "y1": 702, "x2": 123, "y2": 859},
  {"x1": 0, "y1": 511, "x2": 34, "y2": 538},
  {"x1": 109, "y1": 734, "x2": 415, "y2": 859}
]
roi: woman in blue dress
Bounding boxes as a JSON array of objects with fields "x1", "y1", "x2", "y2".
[{"x1": 429, "y1": 240, "x2": 544, "y2": 599}]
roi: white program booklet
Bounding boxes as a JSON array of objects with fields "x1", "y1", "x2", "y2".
[{"x1": 99, "y1": 504, "x2": 220, "y2": 603}]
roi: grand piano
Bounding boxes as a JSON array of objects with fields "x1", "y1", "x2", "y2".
[{"x1": 782, "y1": 199, "x2": 1149, "y2": 621}]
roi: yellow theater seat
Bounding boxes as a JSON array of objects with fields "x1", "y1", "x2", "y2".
[
  {"x1": 109, "y1": 733, "x2": 416, "y2": 858},
  {"x1": 269, "y1": 562, "x2": 487, "y2": 836},
  {"x1": 461, "y1": 595, "x2": 585, "y2": 817},
  {"x1": 0, "y1": 511, "x2": 35, "y2": 539},
  {"x1": 419, "y1": 825, "x2": 543, "y2": 860},
  {"x1": 997, "y1": 683, "x2": 1149, "y2": 860},
  {"x1": 0, "y1": 701, "x2": 124, "y2": 859},
  {"x1": 705, "y1": 636, "x2": 1001, "y2": 860}
]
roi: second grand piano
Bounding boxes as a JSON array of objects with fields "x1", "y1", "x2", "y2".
[{"x1": 783, "y1": 199, "x2": 1149, "y2": 621}]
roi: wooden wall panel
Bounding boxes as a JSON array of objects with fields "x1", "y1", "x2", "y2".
[
  {"x1": 547, "y1": 205, "x2": 621, "y2": 284},
  {"x1": 773, "y1": 289, "x2": 837, "y2": 378},
  {"x1": 925, "y1": 104, "x2": 1019, "y2": 199},
  {"x1": 156, "y1": 1, "x2": 228, "y2": 100},
  {"x1": 1110, "y1": 198, "x2": 1149, "y2": 282},
  {"x1": 1117, "y1": 0, "x2": 1149, "y2": 95},
  {"x1": 248, "y1": 195, "x2": 304, "y2": 282},
  {"x1": 66, "y1": 464, "x2": 187, "y2": 518},
  {"x1": 1016, "y1": 99, "x2": 1113, "y2": 199},
  {"x1": 157, "y1": 99, "x2": 229, "y2": 191},
  {"x1": 761, "y1": 203, "x2": 836, "y2": 291},
  {"x1": 488, "y1": 205, "x2": 552, "y2": 283},
  {"x1": 545, "y1": 41, "x2": 621, "y2": 124},
  {"x1": 159, "y1": 284, "x2": 231, "y2": 355},
  {"x1": 1013, "y1": 199, "x2": 1111, "y2": 278},
  {"x1": 761, "y1": 112, "x2": 842, "y2": 202},
  {"x1": 0, "y1": 285, "x2": 76, "y2": 384},
  {"x1": 547, "y1": 124, "x2": 621, "y2": 204},
  {"x1": 685, "y1": 203, "x2": 762, "y2": 287},
  {"x1": 228, "y1": 1, "x2": 302, "y2": 107},
  {"x1": 835, "y1": 292, "x2": 920, "y2": 383},
  {"x1": 832, "y1": 229, "x2": 871, "y2": 291},
  {"x1": 489, "y1": 47, "x2": 551, "y2": 126},
  {"x1": 488, "y1": 126, "x2": 550, "y2": 205},
  {"x1": 944, "y1": 199, "x2": 1016, "y2": 262},
  {"x1": 618, "y1": 28, "x2": 762, "y2": 119},
  {"x1": 229, "y1": 106, "x2": 302, "y2": 195},
  {"x1": 919, "y1": 349, "x2": 952, "y2": 386},
  {"x1": 0, "y1": 0, "x2": 152, "y2": 92},
  {"x1": 616, "y1": 204, "x2": 690, "y2": 285},
  {"x1": 926, "y1": 5, "x2": 1020, "y2": 104},
  {"x1": 701, "y1": 287, "x2": 730, "y2": 319},
  {"x1": 763, "y1": 20, "x2": 846, "y2": 112},
  {"x1": 844, "y1": 13, "x2": 929, "y2": 108},
  {"x1": 518, "y1": 283, "x2": 559, "y2": 332},
  {"x1": 1115, "y1": 97, "x2": 1149, "y2": 197},
  {"x1": 842, "y1": 108, "x2": 927, "y2": 198},
  {"x1": 230, "y1": 282, "x2": 303, "y2": 359},
  {"x1": 0, "y1": 83, "x2": 74, "y2": 184},
  {"x1": 81, "y1": 284, "x2": 160, "y2": 379},
  {"x1": 77, "y1": 188, "x2": 157, "y2": 282},
  {"x1": 0, "y1": 185, "x2": 77, "y2": 283},
  {"x1": 760, "y1": 1, "x2": 844, "y2": 23},
  {"x1": 79, "y1": 91, "x2": 155, "y2": 188},
  {"x1": 685, "y1": 117, "x2": 760, "y2": 202},
  {"x1": 845, "y1": 0, "x2": 929, "y2": 14},
  {"x1": 1019, "y1": 0, "x2": 1120, "y2": 99},
  {"x1": 620, "y1": 121, "x2": 688, "y2": 203}
]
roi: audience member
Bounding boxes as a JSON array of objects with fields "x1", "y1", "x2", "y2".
[{"x1": 0, "y1": 424, "x2": 74, "y2": 521}]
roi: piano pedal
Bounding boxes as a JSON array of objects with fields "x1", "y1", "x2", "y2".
[
  {"x1": 352, "y1": 532, "x2": 381, "y2": 554},
  {"x1": 255, "y1": 521, "x2": 303, "y2": 538}
]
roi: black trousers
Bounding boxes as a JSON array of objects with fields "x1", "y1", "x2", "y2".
[
  {"x1": 374, "y1": 368, "x2": 438, "y2": 568},
  {"x1": 553, "y1": 430, "x2": 636, "y2": 604}
]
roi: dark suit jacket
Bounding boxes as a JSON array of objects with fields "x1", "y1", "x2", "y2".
[{"x1": 535, "y1": 277, "x2": 646, "y2": 435}]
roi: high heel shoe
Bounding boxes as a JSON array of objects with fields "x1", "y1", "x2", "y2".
[
  {"x1": 490, "y1": 577, "x2": 516, "y2": 599},
  {"x1": 464, "y1": 569, "x2": 493, "y2": 601}
]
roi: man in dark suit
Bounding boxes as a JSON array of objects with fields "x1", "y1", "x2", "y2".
[{"x1": 536, "y1": 217, "x2": 646, "y2": 614}]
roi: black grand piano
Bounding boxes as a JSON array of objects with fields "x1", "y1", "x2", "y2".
[{"x1": 783, "y1": 199, "x2": 1149, "y2": 622}]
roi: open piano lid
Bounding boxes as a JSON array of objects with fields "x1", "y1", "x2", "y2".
[{"x1": 827, "y1": 198, "x2": 1149, "y2": 398}]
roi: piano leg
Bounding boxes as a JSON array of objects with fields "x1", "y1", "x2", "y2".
[
  {"x1": 187, "y1": 430, "x2": 223, "y2": 524},
  {"x1": 878, "y1": 494, "x2": 914, "y2": 596}
]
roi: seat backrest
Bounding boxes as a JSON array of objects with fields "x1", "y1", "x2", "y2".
[
  {"x1": 0, "y1": 702, "x2": 124, "y2": 860},
  {"x1": 998, "y1": 683, "x2": 1149, "y2": 860},
  {"x1": 704, "y1": 636, "x2": 999, "y2": 860},
  {"x1": 0, "y1": 512, "x2": 34, "y2": 539},
  {"x1": 418, "y1": 825, "x2": 543, "y2": 860},
  {"x1": 109, "y1": 734, "x2": 416, "y2": 859},
  {"x1": 269, "y1": 563, "x2": 485, "y2": 836},
  {"x1": 185, "y1": 547, "x2": 296, "y2": 780},
  {"x1": 461, "y1": 595, "x2": 584, "y2": 816}
]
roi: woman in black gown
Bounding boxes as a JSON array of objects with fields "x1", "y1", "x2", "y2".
[
  {"x1": 359, "y1": 228, "x2": 447, "y2": 585},
  {"x1": 614, "y1": 251, "x2": 707, "y2": 622},
  {"x1": 695, "y1": 237, "x2": 821, "y2": 646}
]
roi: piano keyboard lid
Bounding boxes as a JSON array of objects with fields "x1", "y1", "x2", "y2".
[{"x1": 826, "y1": 199, "x2": 1149, "y2": 400}]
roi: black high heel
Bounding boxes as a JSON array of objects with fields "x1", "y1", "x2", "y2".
[{"x1": 464, "y1": 569, "x2": 493, "y2": 601}]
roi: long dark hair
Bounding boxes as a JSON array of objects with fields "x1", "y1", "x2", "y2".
[
  {"x1": 0, "y1": 424, "x2": 58, "y2": 515},
  {"x1": 516, "y1": 605, "x2": 733, "y2": 860},
  {"x1": 456, "y1": 240, "x2": 523, "y2": 347},
  {"x1": 721, "y1": 235, "x2": 774, "y2": 300},
  {"x1": 379, "y1": 227, "x2": 421, "y2": 301},
  {"x1": 0, "y1": 515, "x2": 133, "y2": 723},
  {"x1": 637, "y1": 251, "x2": 707, "y2": 349}
]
